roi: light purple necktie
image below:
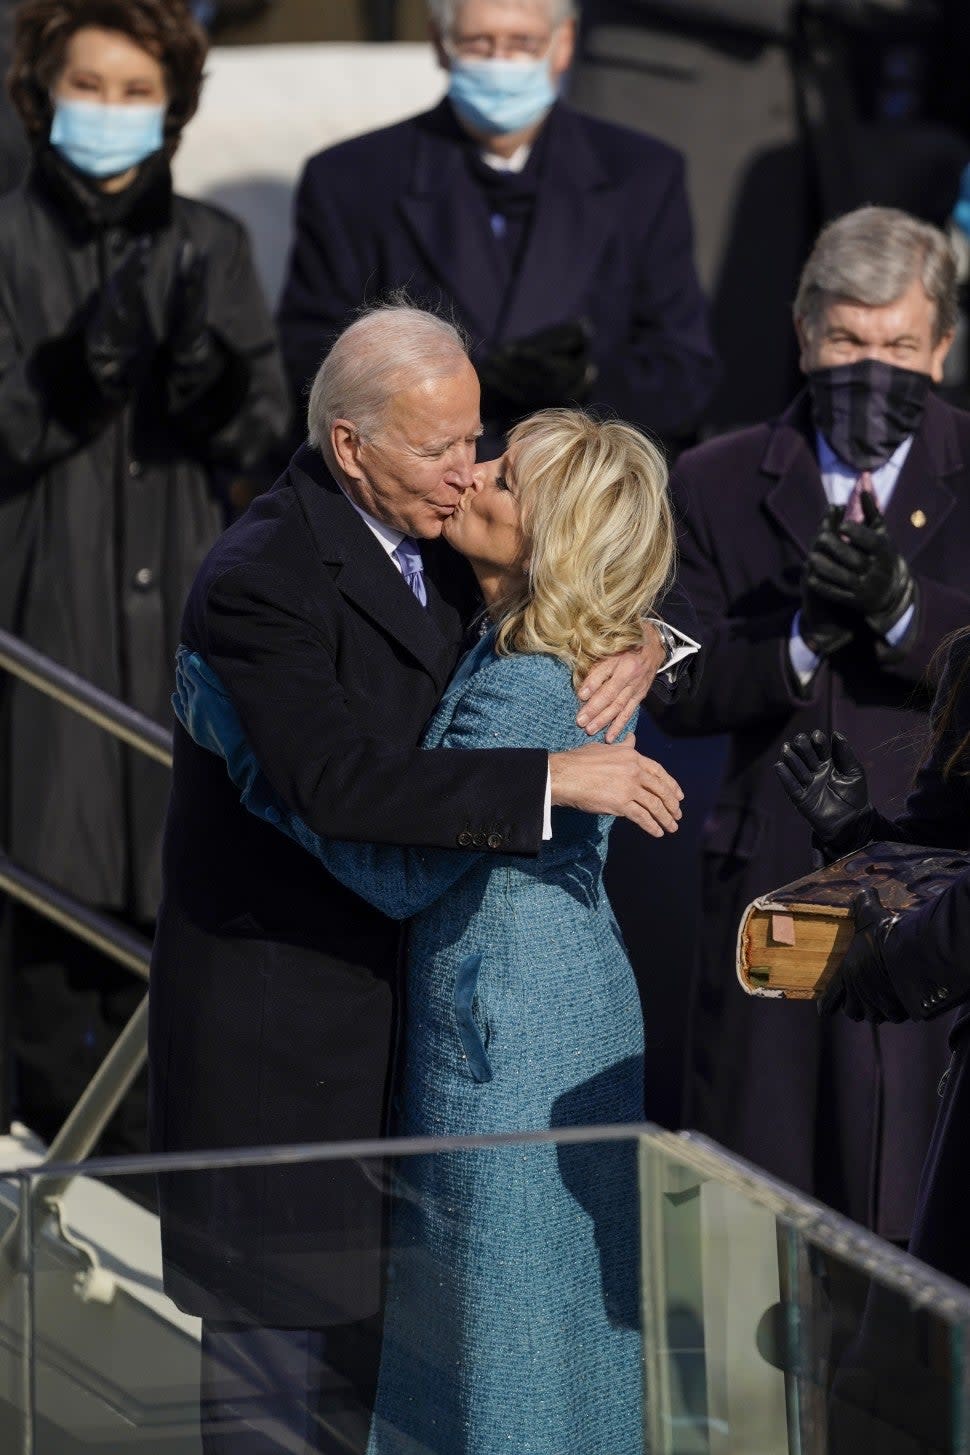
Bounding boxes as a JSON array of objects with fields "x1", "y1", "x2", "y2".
[
  {"x1": 844, "y1": 470, "x2": 876, "y2": 524},
  {"x1": 392, "y1": 537, "x2": 427, "y2": 607}
]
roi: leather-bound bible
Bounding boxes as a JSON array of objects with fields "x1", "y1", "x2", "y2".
[{"x1": 737, "y1": 842, "x2": 970, "y2": 1000}]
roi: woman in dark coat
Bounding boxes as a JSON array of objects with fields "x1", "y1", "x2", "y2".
[
  {"x1": 778, "y1": 628, "x2": 970, "y2": 1281},
  {"x1": 0, "y1": 0, "x2": 288, "y2": 1149}
]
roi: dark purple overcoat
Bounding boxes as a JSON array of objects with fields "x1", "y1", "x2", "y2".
[
  {"x1": 657, "y1": 390, "x2": 970, "y2": 1239},
  {"x1": 277, "y1": 99, "x2": 718, "y2": 448}
]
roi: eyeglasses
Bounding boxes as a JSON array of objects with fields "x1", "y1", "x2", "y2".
[{"x1": 446, "y1": 31, "x2": 554, "y2": 61}]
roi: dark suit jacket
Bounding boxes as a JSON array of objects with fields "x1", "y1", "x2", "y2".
[
  {"x1": 655, "y1": 390, "x2": 970, "y2": 1239},
  {"x1": 149, "y1": 445, "x2": 547, "y2": 1325},
  {"x1": 277, "y1": 99, "x2": 718, "y2": 449},
  {"x1": 856, "y1": 630, "x2": 970, "y2": 1026}
]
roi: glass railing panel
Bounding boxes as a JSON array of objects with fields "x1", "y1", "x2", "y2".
[
  {"x1": 641, "y1": 1129, "x2": 970, "y2": 1455},
  {"x1": 11, "y1": 1128, "x2": 970, "y2": 1454},
  {"x1": 0, "y1": 1171, "x2": 32, "y2": 1454}
]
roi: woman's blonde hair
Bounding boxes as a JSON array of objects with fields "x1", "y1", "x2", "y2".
[{"x1": 494, "y1": 409, "x2": 675, "y2": 686}]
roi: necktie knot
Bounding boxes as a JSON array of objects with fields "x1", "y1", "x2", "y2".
[{"x1": 392, "y1": 537, "x2": 428, "y2": 607}]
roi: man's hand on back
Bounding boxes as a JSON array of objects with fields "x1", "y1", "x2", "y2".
[
  {"x1": 576, "y1": 624, "x2": 666, "y2": 741},
  {"x1": 549, "y1": 735, "x2": 683, "y2": 837}
]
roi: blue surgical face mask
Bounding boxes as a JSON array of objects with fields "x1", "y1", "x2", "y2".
[
  {"x1": 49, "y1": 98, "x2": 165, "y2": 179},
  {"x1": 447, "y1": 53, "x2": 557, "y2": 136}
]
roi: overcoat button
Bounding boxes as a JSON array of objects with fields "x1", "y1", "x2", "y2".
[
  {"x1": 457, "y1": 831, "x2": 473, "y2": 846},
  {"x1": 472, "y1": 832, "x2": 486, "y2": 847},
  {"x1": 939, "y1": 986, "x2": 950, "y2": 998},
  {"x1": 129, "y1": 459, "x2": 143, "y2": 477},
  {"x1": 487, "y1": 833, "x2": 504, "y2": 849},
  {"x1": 133, "y1": 567, "x2": 153, "y2": 589}
]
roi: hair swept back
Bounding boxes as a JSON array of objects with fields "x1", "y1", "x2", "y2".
[
  {"x1": 9, "y1": 0, "x2": 208, "y2": 157},
  {"x1": 794, "y1": 205, "x2": 957, "y2": 343},
  {"x1": 494, "y1": 409, "x2": 675, "y2": 688},
  {"x1": 427, "y1": 0, "x2": 577, "y2": 34}
]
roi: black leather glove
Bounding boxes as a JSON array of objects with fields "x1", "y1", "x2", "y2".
[
  {"x1": 807, "y1": 493, "x2": 916, "y2": 637},
  {"x1": 85, "y1": 238, "x2": 151, "y2": 401},
  {"x1": 775, "y1": 729, "x2": 873, "y2": 847},
  {"x1": 479, "y1": 319, "x2": 596, "y2": 411},
  {"x1": 799, "y1": 507, "x2": 855, "y2": 656},
  {"x1": 818, "y1": 887, "x2": 906, "y2": 1022}
]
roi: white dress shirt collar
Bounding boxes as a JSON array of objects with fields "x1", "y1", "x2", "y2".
[{"x1": 337, "y1": 480, "x2": 406, "y2": 561}]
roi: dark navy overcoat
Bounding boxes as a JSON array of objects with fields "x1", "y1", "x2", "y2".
[
  {"x1": 277, "y1": 99, "x2": 718, "y2": 448},
  {"x1": 656, "y1": 390, "x2": 970, "y2": 1240}
]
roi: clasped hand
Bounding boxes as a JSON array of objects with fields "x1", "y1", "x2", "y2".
[
  {"x1": 84, "y1": 237, "x2": 213, "y2": 401},
  {"x1": 806, "y1": 494, "x2": 915, "y2": 637}
]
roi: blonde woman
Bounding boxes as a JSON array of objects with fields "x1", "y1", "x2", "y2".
[{"x1": 174, "y1": 409, "x2": 676, "y2": 1455}]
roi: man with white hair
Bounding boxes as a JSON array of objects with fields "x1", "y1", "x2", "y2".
[
  {"x1": 150, "y1": 303, "x2": 691, "y2": 1454},
  {"x1": 657, "y1": 206, "x2": 970, "y2": 1247},
  {"x1": 277, "y1": 0, "x2": 718, "y2": 457}
]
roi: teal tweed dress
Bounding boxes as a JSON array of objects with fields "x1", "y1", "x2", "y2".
[{"x1": 174, "y1": 629, "x2": 646, "y2": 1455}]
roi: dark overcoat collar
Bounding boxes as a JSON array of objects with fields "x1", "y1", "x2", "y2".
[
  {"x1": 398, "y1": 100, "x2": 614, "y2": 344},
  {"x1": 285, "y1": 445, "x2": 465, "y2": 692},
  {"x1": 761, "y1": 388, "x2": 962, "y2": 565},
  {"x1": 30, "y1": 145, "x2": 174, "y2": 242}
]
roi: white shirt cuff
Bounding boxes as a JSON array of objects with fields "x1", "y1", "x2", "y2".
[
  {"x1": 789, "y1": 612, "x2": 821, "y2": 687},
  {"x1": 647, "y1": 618, "x2": 701, "y2": 674},
  {"x1": 542, "y1": 767, "x2": 553, "y2": 841},
  {"x1": 884, "y1": 602, "x2": 915, "y2": 647}
]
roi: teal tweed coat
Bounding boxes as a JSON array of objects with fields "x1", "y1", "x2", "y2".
[{"x1": 174, "y1": 630, "x2": 646, "y2": 1455}]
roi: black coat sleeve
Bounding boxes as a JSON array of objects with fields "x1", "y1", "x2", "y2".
[
  {"x1": 166, "y1": 217, "x2": 290, "y2": 472},
  {"x1": 864, "y1": 633, "x2": 970, "y2": 1019},
  {"x1": 200, "y1": 561, "x2": 549, "y2": 853},
  {"x1": 648, "y1": 578, "x2": 704, "y2": 706}
]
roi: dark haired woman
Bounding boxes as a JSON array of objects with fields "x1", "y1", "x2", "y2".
[
  {"x1": 0, "y1": 0, "x2": 288, "y2": 1154},
  {"x1": 778, "y1": 627, "x2": 970, "y2": 1283}
]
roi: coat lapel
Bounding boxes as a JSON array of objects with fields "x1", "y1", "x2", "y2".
[
  {"x1": 761, "y1": 394, "x2": 830, "y2": 556},
  {"x1": 289, "y1": 449, "x2": 455, "y2": 693},
  {"x1": 498, "y1": 105, "x2": 616, "y2": 343},
  {"x1": 881, "y1": 393, "x2": 960, "y2": 565},
  {"x1": 397, "y1": 103, "x2": 506, "y2": 342}
]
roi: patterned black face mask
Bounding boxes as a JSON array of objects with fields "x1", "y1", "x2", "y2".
[{"x1": 807, "y1": 359, "x2": 931, "y2": 470}]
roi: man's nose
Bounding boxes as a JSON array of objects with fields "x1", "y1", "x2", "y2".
[{"x1": 446, "y1": 451, "x2": 477, "y2": 491}]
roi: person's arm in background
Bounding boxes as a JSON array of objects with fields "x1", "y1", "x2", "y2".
[
  {"x1": 163, "y1": 220, "x2": 290, "y2": 473},
  {"x1": 777, "y1": 631, "x2": 970, "y2": 858}
]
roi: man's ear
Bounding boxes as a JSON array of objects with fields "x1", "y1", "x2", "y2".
[
  {"x1": 794, "y1": 314, "x2": 813, "y2": 375},
  {"x1": 430, "y1": 22, "x2": 450, "y2": 72},
  {"x1": 930, "y1": 328, "x2": 956, "y2": 383},
  {"x1": 550, "y1": 17, "x2": 577, "y2": 79},
  {"x1": 331, "y1": 420, "x2": 363, "y2": 480}
]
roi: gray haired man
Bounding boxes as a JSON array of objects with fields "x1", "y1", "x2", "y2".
[
  {"x1": 277, "y1": 0, "x2": 718, "y2": 458},
  {"x1": 655, "y1": 206, "x2": 970, "y2": 1245}
]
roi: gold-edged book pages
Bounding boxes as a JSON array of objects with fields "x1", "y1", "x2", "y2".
[{"x1": 736, "y1": 841, "x2": 970, "y2": 1000}]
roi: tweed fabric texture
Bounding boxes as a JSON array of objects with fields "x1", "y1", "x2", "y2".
[
  {"x1": 172, "y1": 633, "x2": 646, "y2": 1454},
  {"x1": 305, "y1": 639, "x2": 645, "y2": 1455}
]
